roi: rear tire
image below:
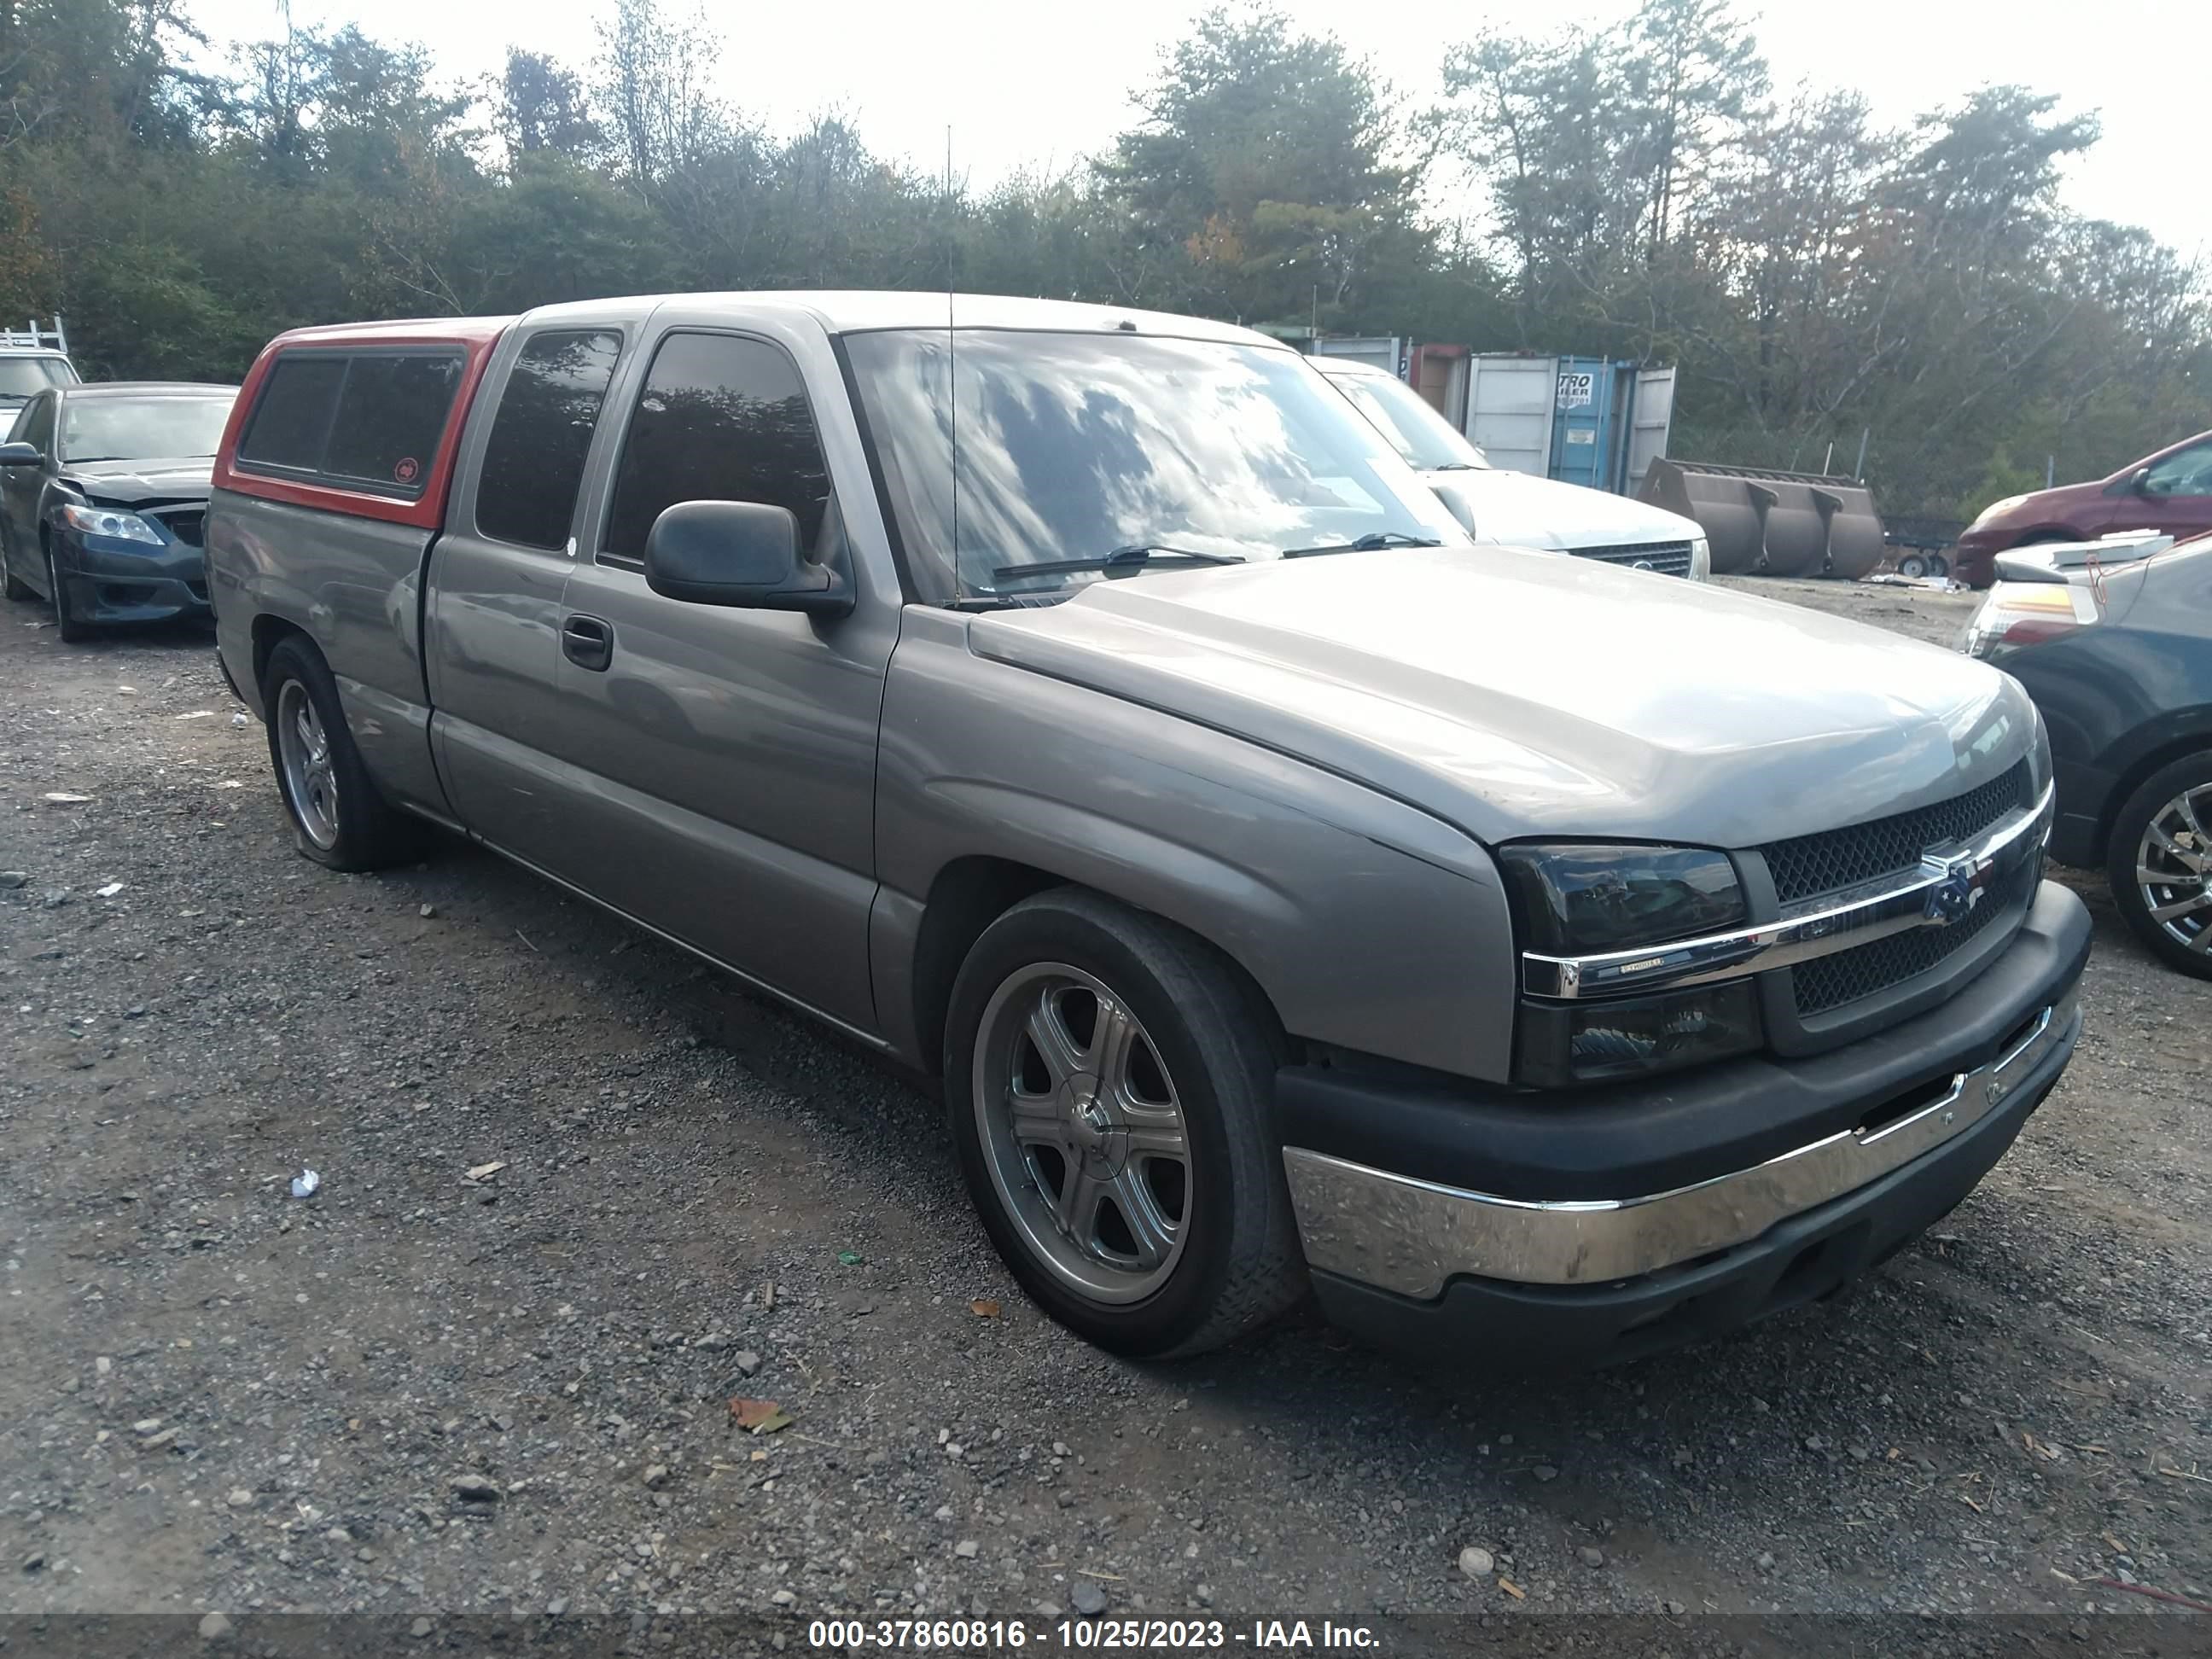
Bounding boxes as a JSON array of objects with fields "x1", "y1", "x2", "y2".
[
  {"x1": 2105, "y1": 750, "x2": 2212, "y2": 981},
  {"x1": 260, "y1": 635, "x2": 425, "y2": 871},
  {"x1": 1896, "y1": 552, "x2": 1930, "y2": 579},
  {"x1": 46, "y1": 543, "x2": 89, "y2": 642},
  {"x1": 945, "y1": 888, "x2": 1307, "y2": 1357}
]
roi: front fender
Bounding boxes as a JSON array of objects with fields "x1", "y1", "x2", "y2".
[{"x1": 873, "y1": 609, "x2": 1516, "y2": 1082}]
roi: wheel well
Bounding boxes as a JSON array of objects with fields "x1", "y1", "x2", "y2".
[
  {"x1": 250, "y1": 614, "x2": 311, "y2": 694},
  {"x1": 911, "y1": 858, "x2": 1065, "y2": 1074},
  {"x1": 2095, "y1": 731, "x2": 2212, "y2": 856},
  {"x1": 906, "y1": 857, "x2": 1289, "y2": 1077}
]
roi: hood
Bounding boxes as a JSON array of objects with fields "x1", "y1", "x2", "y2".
[
  {"x1": 1424, "y1": 469, "x2": 1702, "y2": 552},
  {"x1": 1970, "y1": 477, "x2": 2110, "y2": 534},
  {"x1": 969, "y1": 545, "x2": 2037, "y2": 850},
  {"x1": 59, "y1": 457, "x2": 215, "y2": 505}
]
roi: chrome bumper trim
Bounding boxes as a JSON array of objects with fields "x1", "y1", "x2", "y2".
[
  {"x1": 1283, "y1": 992, "x2": 2077, "y2": 1296},
  {"x1": 1522, "y1": 782, "x2": 2055, "y2": 1000}
]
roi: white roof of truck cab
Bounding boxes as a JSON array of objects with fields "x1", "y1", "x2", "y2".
[{"x1": 513, "y1": 291, "x2": 1283, "y2": 348}]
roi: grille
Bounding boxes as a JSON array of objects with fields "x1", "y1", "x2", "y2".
[
  {"x1": 1792, "y1": 857, "x2": 2028, "y2": 1016},
  {"x1": 158, "y1": 509, "x2": 206, "y2": 549},
  {"x1": 1573, "y1": 539, "x2": 1694, "y2": 578},
  {"x1": 1761, "y1": 761, "x2": 2030, "y2": 908}
]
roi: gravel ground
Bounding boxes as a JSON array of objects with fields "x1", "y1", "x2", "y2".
[{"x1": 3, "y1": 576, "x2": 2208, "y2": 1630}]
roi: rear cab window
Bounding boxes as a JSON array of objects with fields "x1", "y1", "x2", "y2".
[{"x1": 236, "y1": 351, "x2": 463, "y2": 497}]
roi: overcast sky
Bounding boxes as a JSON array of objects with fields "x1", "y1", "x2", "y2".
[{"x1": 186, "y1": 0, "x2": 2209, "y2": 260}]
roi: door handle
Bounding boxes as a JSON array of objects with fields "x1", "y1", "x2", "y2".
[{"x1": 562, "y1": 614, "x2": 613, "y2": 672}]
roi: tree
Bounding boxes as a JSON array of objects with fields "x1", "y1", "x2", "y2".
[
  {"x1": 1438, "y1": 30, "x2": 1645, "y2": 329},
  {"x1": 1621, "y1": 0, "x2": 1766, "y2": 260},
  {"x1": 0, "y1": 0, "x2": 2198, "y2": 527},
  {"x1": 497, "y1": 48, "x2": 598, "y2": 163},
  {"x1": 591, "y1": 0, "x2": 725, "y2": 201},
  {"x1": 1103, "y1": 4, "x2": 1430, "y2": 326}
]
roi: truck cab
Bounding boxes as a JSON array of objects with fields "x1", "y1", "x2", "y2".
[
  {"x1": 207, "y1": 293, "x2": 2090, "y2": 1366},
  {"x1": 0, "y1": 318, "x2": 79, "y2": 419}
]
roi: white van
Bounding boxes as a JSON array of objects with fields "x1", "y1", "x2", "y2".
[{"x1": 1316, "y1": 356, "x2": 1709, "y2": 580}]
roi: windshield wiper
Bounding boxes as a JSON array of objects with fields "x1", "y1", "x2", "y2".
[
  {"x1": 992, "y1": 544, "x2": 1244, "y2": 583},
  {"x1": 1428, "y1": 462, "x2": 1481, "y2": 471},
  {"x1": 1281, "y1": 531, "x2": 1445, "y2": 559}
]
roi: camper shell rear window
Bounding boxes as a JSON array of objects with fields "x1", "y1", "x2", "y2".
[{"x1": 234, "y1": 347, "x2": 466, "y2": 499}]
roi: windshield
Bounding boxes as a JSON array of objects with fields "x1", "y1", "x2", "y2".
[
  {"x1": 60, "y1": 395, "x2": 234, "y2": 463},
  {"x1": 843, "y1": 329, "x2": 1464, "y2": 602},
  {"x1": 0, "y1": 358, "x2": 73, "y2": 399},
  {"x1": 1323, "y1": 366, "x2": 1490, "y2": 472}
]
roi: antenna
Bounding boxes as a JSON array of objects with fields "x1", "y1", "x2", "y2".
[{"x1": 946, "y1": 124, "x2": 961, "y2": 602}]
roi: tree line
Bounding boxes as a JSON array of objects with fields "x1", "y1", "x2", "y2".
[{"x1": 0, "y1": 0, "x2": 2203, "y2": 517}]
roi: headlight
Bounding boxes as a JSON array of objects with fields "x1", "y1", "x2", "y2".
[
  {"x1": 61, "y1": 504, "x2": 165, "y2": 545},
  {"x1": 1499, "y1": 843, "x2": 1761, "y2": 1087},
  {"x1": 1499, "y1": 843, "x2": 1745, "y2": 955},
  {"x1": 1688, "y1": 536, "x2": 1710, "y2": 580}
]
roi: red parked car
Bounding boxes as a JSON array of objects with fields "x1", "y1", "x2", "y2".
[{"x1": 1953, "y1": 429, "x2": 2212, "y2": 587}]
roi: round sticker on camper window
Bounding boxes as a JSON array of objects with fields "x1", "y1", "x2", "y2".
[{"x1": 393, "y1": 456, "x2": 420, "y2": 485}]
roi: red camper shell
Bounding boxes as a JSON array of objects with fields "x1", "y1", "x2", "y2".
[{"x1": 212, "y1": 317, "x2": 515, "y2": 531}]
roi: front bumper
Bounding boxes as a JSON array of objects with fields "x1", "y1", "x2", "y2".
[
  {"x1": 1949, "y1": 530, "x2": 2011, "y2": 589},
  {"x1": 55, "y1": 532, "x2": 211, "y2": 624},
  {"x1": 1279, "y1": 880, "x2": 2090, "y2": 1365}
]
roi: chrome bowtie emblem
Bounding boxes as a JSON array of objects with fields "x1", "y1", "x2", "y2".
[{"x1": 1920, "y1": 852, "x2": 1981, "y2": 926}]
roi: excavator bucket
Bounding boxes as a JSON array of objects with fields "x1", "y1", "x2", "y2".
[{"x1": 1639, "y1": 460, "x2": 1885, "y2": 579}]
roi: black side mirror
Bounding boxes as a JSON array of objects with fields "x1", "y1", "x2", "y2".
[
  {"x1": 642, "y1": 499, "x2": 853, "y2": 617},
  {"x1": 2129, "y1": 467, "x2": 2153, "y2": 494},
  {"x1": 0, "y1": 441, "x2": 42, "y2": 466}
]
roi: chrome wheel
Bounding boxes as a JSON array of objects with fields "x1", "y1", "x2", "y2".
[
  {"x1": 972, "y1": 963, "x2": 1192, "y2": 1305},
  {"x1": 276, "y1": 679, "x2": 341, "y2": 850},
  {"x1": 2136, "y1": 783, "x2": 2212, "y2": 954}
]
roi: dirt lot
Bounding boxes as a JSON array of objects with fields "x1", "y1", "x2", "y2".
[{"x1": 3, "y1": 573, "x2": 2208, "y2": 1632}]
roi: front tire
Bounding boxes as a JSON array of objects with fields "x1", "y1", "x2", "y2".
[
  {"x1": 2107, "y1": 752, "x2": 2212, "y2": 980},
  {"x1": 261, "y1": 635, "x2": 424, "y2": 870},
  {"x1": 46, "y1": 544, "x2": 89, "y2": 642},
  {"x1": 1, "y1": 528, "x2": 32, "y2": 601},
  {"x1": 945, "y1": 889, "x2": 1307, "y2": 1357},
  {"x1": 1896, "y1": 552, "x2": 1930, "y2": 579}
]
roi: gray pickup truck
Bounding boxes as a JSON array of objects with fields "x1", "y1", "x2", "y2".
[{"x1": 206, "y1": 294, "x2": 2090, "y2": 1365}]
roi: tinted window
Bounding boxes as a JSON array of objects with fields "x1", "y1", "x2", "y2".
[
  {"x1": 322, "y1": 355, "x2": 463, "y2": 494},
  {"x1": 13, "y1": 393, "x2": 54, "y2": 453},
  {"x1": 61, "y1": 396, "x2": 234, "y2": 463},
  {"x1": 236, "y1": 354, "x2": 346, "y2": 473},
  {"x1": 602, "y1": 333, "x2": 830, "y2": 564},
  {"x1": 478, "y1": 330, "x2": 622, "y2": 550}
]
